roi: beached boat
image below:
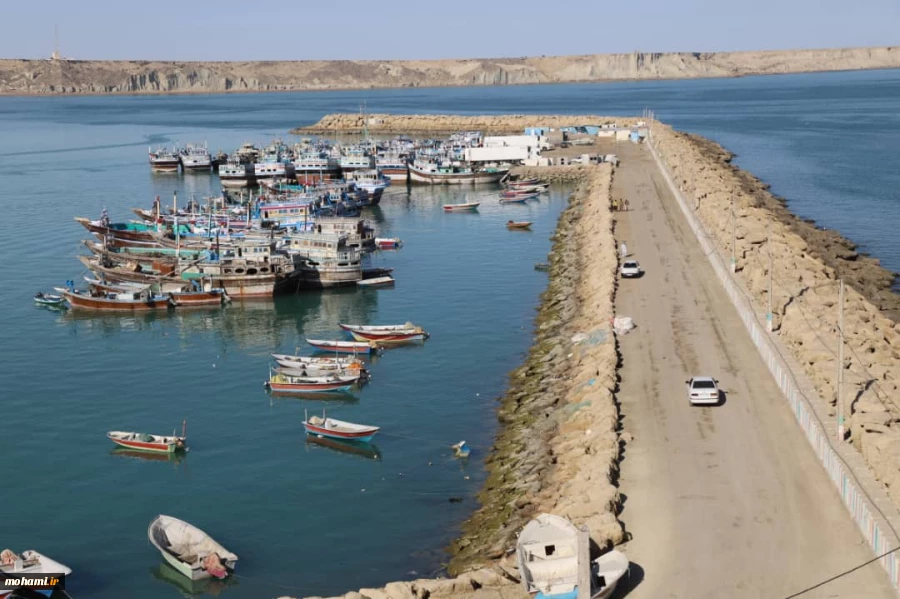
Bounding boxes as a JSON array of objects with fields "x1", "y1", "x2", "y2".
[
  {"x1": 374, "y1": 237, "x2": 402, "y2": 250},
  {"x1": 443, "y1": 202, "x2": 480, "y2": 212},
  {"x1": 147, "y1": 515, "x2": 238, "y2": 581},
  {"x1": 339, "y1": 322, "x2": 429, "y2": 343},
  {"x1": 303, "y1": 410, "x2": 380, "y2": 443},
  {"x1": 357, "y1": 276, "x2": 394, "y2": 287},
  {"x1": 0, "y1": 549, "x2": 72, "y2": 599},
  {"x1": 409, "y1": 162, "x2": 509, "y2": 185},
  {"x1": 306, "y1": 338, "x2": 380, "y2": 355},
  {"x1": 507, "y1": 221, "x2": 533, "y2": 229},
  {"x1": 264, "y1": 372, "x2": 357, "y2": 393},
  {"x1": 56, "y1": 286, "x2": 173, "y2": 311},
  {"x1": 516, "y1": 514, "x2": 628, "y2": 599},
  {"x1": 150, "y1": 147, "x2": 180, "y2": 172},
  {"x1": 107, "y1": 423, "x2": 187, "y2": 454},
  {"x1": 34, "y1": 292, "x2": 66, "y2": 307}
]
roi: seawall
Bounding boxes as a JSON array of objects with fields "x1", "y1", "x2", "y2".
[
  {"x1": 2, "y1": 46, "x2": 899, "y2": 96},
  {"x1": 293, "y1": 114, "x2": 641, "y2": 135}
]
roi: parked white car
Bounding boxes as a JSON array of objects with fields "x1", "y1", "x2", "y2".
[
  {"x1": 621, "y1": 260, "x2": 642, "y2": 278},
  {"x1": 686, "y1": 376, "x2": 720, "y2": 405}
]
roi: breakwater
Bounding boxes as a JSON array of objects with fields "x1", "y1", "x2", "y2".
[
  {"x1": 3, "y1": 46, "x2": 900, "y2": 96},
  {"x1": 649, "y1": 123, "x2": 900, "y2": 518},
  {"x1": 293, "y1": 114, "x2": 639, "y2": 136}
]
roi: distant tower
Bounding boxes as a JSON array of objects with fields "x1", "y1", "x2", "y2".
[{"x1": 51, "y1": 25, "x2": 61, "y2": 60}]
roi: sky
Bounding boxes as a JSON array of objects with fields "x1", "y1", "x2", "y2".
[{"x1": 1, "y1": 0, "x2": 898, "y2": 61}]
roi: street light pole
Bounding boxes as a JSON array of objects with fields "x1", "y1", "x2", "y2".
[
  {"x1": 731, "y1": 191, "x2": 737, "y2": 273},
  {"x1": 837, "y1": 279, "x2": 845, "y2": 441}
]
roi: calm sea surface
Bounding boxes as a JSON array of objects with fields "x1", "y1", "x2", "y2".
[{"x1": 0, "y1": 68, "x2": 897, "y2": 599}]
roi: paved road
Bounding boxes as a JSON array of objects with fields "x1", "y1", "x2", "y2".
[{"x1": 611, "y1": 142, "x2": 895, "y2": 599}]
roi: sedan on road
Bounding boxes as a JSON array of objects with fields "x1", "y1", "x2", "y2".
[
  {"x1": 621, "y1": 260, "x2": 643, "y2": 278},
  {"x1": 686, "y1": 376, "x2": 720, "y2": 405}
]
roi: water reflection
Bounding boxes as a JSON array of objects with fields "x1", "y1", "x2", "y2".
[
  {"x1": 109, "y1": 447, "x2": 188, "y2": 466},
  {"x1": 305, "y1": 435, "x2": 381, "y2": 461}
]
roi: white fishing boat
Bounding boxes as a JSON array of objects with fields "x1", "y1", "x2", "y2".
[
  {"x1": 409, "y1": 162, "x2": 508, "y2": 185},
  {"x1": 217, "y1": 162, "x2": 253, "y2": 187},
  {"x1": 148, "y1": 515, "x2": 238, "y2": 582},
  {"x1": 516, "y1": 514, "x2": 628, "y2": 599},
  {"x1": 0, "y1": 549, "x2": 72, "y2": 599},
  {"x1": 180, "y1": 143, "x2": 212, "y2": 171},
  {"x1": 357, "y1": 275, "x2": 394, "y2": 287}
]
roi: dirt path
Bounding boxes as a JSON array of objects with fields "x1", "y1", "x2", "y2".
[{"x1": 612, "y1": 142, "x2": 896, "y2": 599}]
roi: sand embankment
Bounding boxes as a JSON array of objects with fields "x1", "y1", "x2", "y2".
[
  {"x1": 650, "y1": 124, "x2": 900, "y2": 509},
  {"x1": 3, "y1": 46, "x2": 899, "y2": 96},
  {"x1": 293, "y1": 114, "x2": 640, "y2": 135},
  {"x1": 280, "y1": 164, "x2": 623, "y2": 599}
]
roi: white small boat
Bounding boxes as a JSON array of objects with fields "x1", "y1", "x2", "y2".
[
  {"x1": 517, "y1": 513, "x2": 628, "y2": 599},
  {"x1": 148, "y1": 515, "x2": 238, "y2": 582},
  {"x1": 0, "y1": 549, "x2": 72, "y2": 599},
  {"x1": 443, "y1": 202, "x2": 480, "y2": 212},
  {"x1": 357, "y1": 276, "x2": 395, "y2": 287}
]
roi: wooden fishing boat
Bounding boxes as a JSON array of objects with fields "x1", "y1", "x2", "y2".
[
  {"x1": 357, "y1": 276, "x2": 394, "y2": 287},
  {"x1": 0, "y1": 549, "x2": 72, "y2": 599},
  {"x1": 271, "y1": 353, "x2": 365, "y2": 369},
  {"x1": 107, "y1": 422, "x2": 187, "y2": 454},
  {"x1": 516, "y1": 514, "x2": 629, "y2": 599},
  {"x1": 375, "y1": 237, "x2": 402, "y2": 250},
  {"x1": 147, "y1": 515, "x2": 238, "y2": 581},
  {"x1": 306, "y1": 339, "x2": 380, "y2": 355},
  {"x1": 339, "y1": 322, "x2": 429, "y2": 343},
  {"x1": 303, "y1": 410, "x2": 380, "y2": 443},
  {"x1": 499, "y1": 195, "x2": 532, "y2": 204},
  {"x1": 169, "y1": 288, "x2": 230, "y2": 307},
  {"x1": 273, "y1": 365, "x2": 367, "y2": 382},
  {"x1": 56, "y1": 287, "x2": 173, "y2": 311},
  {"x1": 74, "y1": 217, "x2": 159, "y2": 242},
  {"x1": 34, "y1": 292, "x2": 66, "y2": 307},
  {"x1": 507, "y1": 221, "x2": 533, "y2": 229},
  {"x1": 264, "y1": 372, "x2": 357, "y2": 393},
  {"x1": 409, "y1": 163, "x2": 508, "y2": 185},
  {"x1": 443, "y1": 202, "x2": 480, "y2": 212}
]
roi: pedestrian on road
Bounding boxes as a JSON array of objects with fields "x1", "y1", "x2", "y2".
[{"x1": 621, "y1": 242, "x2": 627, "y2": 258}]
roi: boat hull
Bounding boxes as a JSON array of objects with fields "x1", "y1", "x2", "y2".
[
  {"x1": 409, "y1": 166, "x2": 508, "y2": 185},
  {"x1": 348, "y1": 331, "x2": 426, "y2": 343},
  {"x1": 443, "y1": 203, "x2": 480, "y2": 211},
  {"x1": 303, "y1": 423, "x2": 377, "y2": 442},
  {"x1": 266, "y1": 381, "x2": 353, "y2": 393},
  {"x1": 61, "y1": 290, "x2": 172, "y2": 311},
  {"x1": 108, "y1": 436, "x2": 179, "y2": 454}
]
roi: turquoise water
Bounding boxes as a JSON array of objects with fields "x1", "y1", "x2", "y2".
[{"x1": 2, "y1": 68, "x2": 898, "y2": 598}]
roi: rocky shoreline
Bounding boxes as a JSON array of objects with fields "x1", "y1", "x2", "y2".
[{"x1": 650, "y1": 123, "x2": 900, "y2": 509}]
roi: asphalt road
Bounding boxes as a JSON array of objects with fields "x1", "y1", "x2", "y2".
[{"x1": 611, "y1": 142, "x2": 895, "y2": 599}]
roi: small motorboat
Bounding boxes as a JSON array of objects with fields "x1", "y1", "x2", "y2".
[
  {"x1": 107, "y1": 421, "x2": 187, "y2": 454},
  {"x1": 306, "y1": 339, "x2": 381, "y2": 355},
  {"x1": 507, "y1": 221, "x2": 533, "y2": 229},
  {"x1": 0, "y1": 549, "x2": 72, "y2": 599},
  {"x1": 357, "y1": 276, "x2": 395, "y2": 287},
  {"x1": 264, "y1": 371, "x2": 358, "y2": 394},
  {"x1": 339, "y1": 322, "x2": 429, "y2": 344},
  {"x1": 443, "y1": 202, "x2": 480, "y2": 212},
  {"x1": 273, "y1": 364, "x2": 367, "y2": 382},
  {"x1": 33, "y1": 292, "x2": 66, "y2": 307},
  {"x1": 56, "y1": 287, "x2": 173, "y2": 312},
  {"x1": 451, "y1": 440, "x2": 471, "y2": 458},
  {"x1": 303, "y1": 409, "x2": 380, "y2": 443},
  {"x1": 499, "y1": 195, "x2": 535, "y2": 204},
  {"x1": 271, "y1": 353, "x2": 365, "y2": 369},
  {"x1": 147, "y1": 515, "x2": 238, "y2": 581},
  {"x1": 375, "y1": 237, "x2": 402, "y2": 250}
]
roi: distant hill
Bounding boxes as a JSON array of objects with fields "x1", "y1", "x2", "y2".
[{"x1": 1, "y1": 46, "x2": 897, "y2": 95}]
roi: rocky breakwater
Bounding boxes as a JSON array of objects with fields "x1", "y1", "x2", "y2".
[
  {"x1": 650, "y1": 124, "x2": 900, "y2": 509},
  {"x1": 293, "y1": 114, "x2": 638, "y2": 135}
]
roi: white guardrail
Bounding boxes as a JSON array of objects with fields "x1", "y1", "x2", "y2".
[{"x1": 646, "y1": 132, "x2": 900, "y2": 592}]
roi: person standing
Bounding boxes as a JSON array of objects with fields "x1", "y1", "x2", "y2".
[{"x1": 621, "y1": 242, "x2": 627, "y2": 258}]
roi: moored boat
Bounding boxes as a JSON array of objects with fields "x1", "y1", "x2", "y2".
[
  {"x1": 264, "y1": 372, "x2": 357, "y2": 393},
  {"x1": 57, "y1": 286, "x2": 173, "y2": 311},
  {"x1": 338, "y1": 322, "x2": 429, "y2": 343},
  {"x1": 0, "y1": 549, "x2": 72, "y2": 599},
  {"x1": 34, "y1": 292, "x2": 66, "y2": 307},
  {"x1": 147, "y1": 515, "x2": 238, "y2": 581},
  {"x1": 443, "y1": 202, "x2": 480, "y2": 212},
  {"x1": 374, "y1": 237, "x2": 402, "y2": 250},
  {"x1": 303, "y1": 410, "x2": 380, "y2": 443},
  {"x1": 357, "y1": 276, "x2": 394, "y2": 287},
  {"x1": 179, "y1": 143, "x2": 212, "y2": 172},
  {"x1": 107, "y1": 422, "x2": 187, "y2": 454},
  {"x1": 150, "y1": 146, "x2": 180, "y2": 172},
  {"x1": 273, "y1": 364, "x2": 367, "y2": 382},
  {"x1": 271, "y1": 353, "x2": 366, "y2": 369},
  {"x1": 306, "y1": 339, "x2": 380, "y2": 355},
  {"x1": 409, "y1": 162, "x2": 508, "y2": 185},
  {"x1": 507, "y1": 221, "x2": 533, "y2": 229}
]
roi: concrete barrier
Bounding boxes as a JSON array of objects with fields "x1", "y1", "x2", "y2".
[{"x1": 646, "y1": 131, "x2": 900, "y2": 592}]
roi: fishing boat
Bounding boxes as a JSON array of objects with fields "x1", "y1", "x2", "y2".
[
  {"x1": 34, "y1": 292, "x2": 66, "y2": 307},
  {"x1": 409, "y1": 162, "x2": 508, "y2": 185},
  {"x1": 0, "y1": 549, "x2": 72, "y2": 599},
  {"x1": 169, "y1": 285, "x2": 231, "y2": 307},
  {"x1": 443, "y1": 202, "x2": 480, "y2": 212},
  {"x1": 179, "y1": 143, "x2": 212, "y2": 172},
  {"x1": 74, "y1": 217, "x2": 160, "y2": 242},
  {"x1": 56, "y1": 286, "x2": 173, "y2": 311},
  {"x1": 303, "y1": 410, "x2": 380, "y2": 443},
  {"x1": 107, "y1": 422, "x2": 187, "y2": 454},
  {"x1": 218, "y1": 162, "x2": 254, "y2": 187},
  {"x1": 507, "y1": 221, "x2": 533, "y2": 229},
  {"x1": 375, "y1": 237, "x2": 402, "y2": 250},
  {"x1": 357, "y1": 276, "x2": 394, "y2": 287},
  {"x1": 306, "y1": 339, "x2": 380, "y2": 355},
  {"x1": 149, "y1": 146, "x2": 180, "y2": 172},
  {"x1": 516, "y1": 514, "x2": 629, "y2": 599},
  {"x1": 264, "y1": 372, "x2": 357, "y2": 393},
  {"x1": 499, "y1": 195, "x2": 534, "y2": 204},
  {"x1": 339, "y1": 322, "x2": 429, "y2": 343},
  {"x1": 147, "y1": 515, "x2": 238, "y2": 581},
  {"x1": 273, "y1": 365, "x2": 367, "y2": 382},
  {"x1": 271, "y1": 353, "x2": 365, "y2": 369}
]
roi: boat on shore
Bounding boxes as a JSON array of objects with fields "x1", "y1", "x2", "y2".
[
  {"x1": 339, "y1": 322, "x2": 429, "y2": 343},
  {"x1": 516, "y1": 514, "x2": 629, "y2": 599},
  {"x1": 303, "y1": 410, "x2": 380, "y2": 443},
  {"x1": 306, "y1": 338, "x2": 380, "y2": 355},
  {"x1": 107, "y1": 422, "x2": 187, "y2": 454},
  {"x1": 443, "y1": 202, "x2": 480, "y2": 212},
  {"x1": 147, "y1": 515, "x2": 238, "y2": 581},
  {"x1": 0, "y1": 549, "x2": 72, "y2": 599}
]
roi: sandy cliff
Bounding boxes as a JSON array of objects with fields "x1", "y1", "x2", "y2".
[{"x1": 1, "y1": 46, "x2": 898, "y2": 95}]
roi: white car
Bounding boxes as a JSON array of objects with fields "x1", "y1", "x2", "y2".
[
  {"x1": 686, "y1": 376, "x2": 720, "y2": 405},
  {"x1": 621, "y1": 260, "x2": 642, "y2": 278}
]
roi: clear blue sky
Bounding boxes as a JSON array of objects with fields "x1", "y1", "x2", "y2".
[{"x1": 3, "y1": 0, "x2": 898, "y2": 61}]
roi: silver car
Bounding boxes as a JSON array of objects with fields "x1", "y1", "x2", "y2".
[
  {"x1": 686, "y1": 376, "x2": 720, "y2": 405},
  {"x1": 621, "y1": 260, "x2": 643, "y2": 278}
]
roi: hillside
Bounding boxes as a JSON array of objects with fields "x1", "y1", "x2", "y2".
[{"x1": 1, "y1": 46, "x2": 898, "y2": 95}]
